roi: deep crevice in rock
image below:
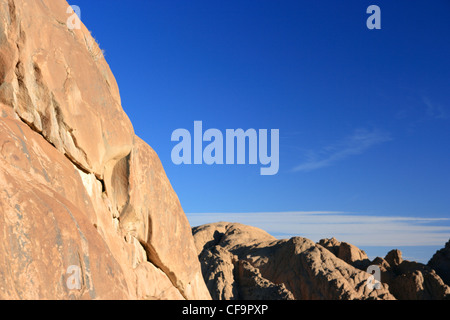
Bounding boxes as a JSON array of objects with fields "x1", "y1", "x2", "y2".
[{"x1": 137, "y1": 238, "x2": 189, "y2": 300}]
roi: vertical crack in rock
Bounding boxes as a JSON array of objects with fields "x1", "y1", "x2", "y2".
[
  {"x1": 137, "y1": 239, "x2": 190, "y2": 300},
  {"x1": 108, "y1": 152, "x2": 192, "y2": 299}
]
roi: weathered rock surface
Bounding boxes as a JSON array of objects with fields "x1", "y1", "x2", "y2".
[
  {"x1": 385, "y1": 249, "x2": 403, "y2": 268},
  {"x1": 0, "y1": 0, "x2": 133, "y2": 179},
  {"x1": 328, "y1": 245, "x2": 450, "y2": 301},
  {"x1": 193, "y1": 222, "x2": 395, "y2": 300},
  {"x1": 194, "y1": 223, "x2": 450, "y2": 300},
  {"x1": 0, "y1": 113, "x2": 129, "y2": 299},
  {"x1": 319, "y1": 237, "x2": 371, "y2": 270},
  {"x1": 198, "y1": 242, "x2": 294, "y2": 300},
  {"x1": 370, "y1": 249, "x2": 450, "y2": 300},
  {"x1": 0, "y1": 0, "x2": 210, "y2": 300}
]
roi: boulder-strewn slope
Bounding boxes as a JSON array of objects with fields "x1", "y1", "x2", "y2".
[
  {"x1": 0, "y1": 0, "x2": 210, "y2": 299},
  {"x1": 368, "y1": 249, "x2": 450, "y2": 300},
  {"x1": 193, "y1": 222, "x2": 450, "y2": 300},
  {"x1": 321, "y1": 239, "x2": 450, "y2": 300}
]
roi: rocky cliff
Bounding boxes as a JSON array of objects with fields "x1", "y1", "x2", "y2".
[
  {"x1": 193, "y1": 222, "x2": 450, "y2": 300},
  {"x1": 0, "y1": 0, "x2": 210, "y2": 299}
]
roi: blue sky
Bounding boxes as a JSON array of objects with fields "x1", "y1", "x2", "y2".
[{"x1": 73, "y1": 0, "x2": 450, "y2": 262}]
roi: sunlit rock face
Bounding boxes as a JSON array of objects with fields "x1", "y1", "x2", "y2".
[{"x1": 0, "y1": 0, "x2": 210, "y2": 300}]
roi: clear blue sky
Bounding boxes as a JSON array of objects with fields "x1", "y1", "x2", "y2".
[{"x1": 73, "y1": 0, "x2": 450, "y2": 262}]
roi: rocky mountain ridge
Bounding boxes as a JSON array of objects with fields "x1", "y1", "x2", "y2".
[{"x1": 193, "y1": 222, "x2": 450, "y2": 300}]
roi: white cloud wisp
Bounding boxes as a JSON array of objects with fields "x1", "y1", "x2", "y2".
[
  {"x1": 292, "y1": 128, "x2": 391, "y2": 172},
  {"x1": 187, "y1": 211, "x2": 450, "y2": 247}
]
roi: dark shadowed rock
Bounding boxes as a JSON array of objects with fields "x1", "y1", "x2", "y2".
[
  {"x1": 385, "y1": 249, "x2": 403, "y2": 268},
  {"x1": 368, "y1": 248, "x2": 450, "y2": 300},
  {"x1": 198, "y1": 245, "x2": 239, "y2": 300},
  {"x1": 428, "y1": 239, "x2": 450, "y2": 286}
]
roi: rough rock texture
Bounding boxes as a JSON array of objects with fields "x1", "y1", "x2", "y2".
[
  {"x1": 325, "y1": 245, "x2": 450, "y2": 300},
  {"x1": 199, "y1": 245, "x2": 240, "y2": 300},
  {"x1": 319, "y1": 237, "x2": 371, "y2": 270},
  {"x1": 0, "y1": 113, "x2": 128, "y2": 299},
  {"x1": 367, "y1": 248, "x2": 450, "y2": 300},
  {"x1": 194, "y1": 223, "x2": 450, "y2": 300},
  {"x1": 0, "y1": 0, "x2": 133, "y2": 179},
  {"x1": 193, "y1": 222, "x2": 395, "y2": 300},
  {"x1": 385, "y1": 249, "x2": 403, "y2": 268},
  {"x1": 198, "y1": 243, "x2": 294, "y2": 300},
  {"x1": 0, "y1": 0, "x2": 210, "y2": 300},
  {"x1": 428, "y1": 240, "x2": 450, "y2": 286}
]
